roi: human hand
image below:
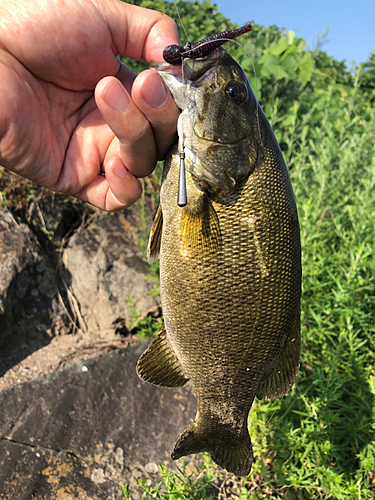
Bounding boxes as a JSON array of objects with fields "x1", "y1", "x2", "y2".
[{"x1": 0, "y1": 0, "x2": 180, "y2": 210}]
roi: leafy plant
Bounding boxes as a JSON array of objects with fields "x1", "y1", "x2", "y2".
[
  {"x1": 125, "y1": 298, "x2": 162, "y2": 340},
  {"x1": 0, "y1": 167, "x2": 38, "y2": 211}
]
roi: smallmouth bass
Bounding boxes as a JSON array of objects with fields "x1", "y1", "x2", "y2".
[{"x1": 136, "y1": 45, "x2": 301, "y2": 476}]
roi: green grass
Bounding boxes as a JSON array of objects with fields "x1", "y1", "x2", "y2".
[
  {"x1": 124, "y1": 88, "x2": 375, "y2": 499},
  {"x1": 121, "y1": 460, "x2": 218, "y2": 499}
]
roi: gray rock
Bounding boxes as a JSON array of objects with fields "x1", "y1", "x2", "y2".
[
  {"x1": 62, "y1": 211, "x2": 159, "y2": 337},
  {"x1": 0, "y1": 341, "x2": 198, "y2": 499},
  {"x1": 145, "y1": 461, "x2": 159, "y2": 474},
  {"x1": 0, "y1": 440, "x2": 108, "y2": 499}
]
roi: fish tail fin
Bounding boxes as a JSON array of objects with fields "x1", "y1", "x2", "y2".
[
  {"x1": 171, "y1": 422, "x2": 206, "y2": 459},
  {"x1": 211, "y1": 435, "x2": 253, "y2": 477},
  {"x1": 171, "y1": 420, "x2": 253, "y2": 477}
]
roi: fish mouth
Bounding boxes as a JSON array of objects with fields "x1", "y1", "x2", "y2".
[
  {"x1": 151, "y1": 49, "x2": 220, "y2": 81},
  {"x1": 193, "y1": 129, "x2": 250, "y2": 146},
  {"x1": 152, "y1": 54, "x2": 221, "y2": 111},
  {"x1": 151, "y1": 61, "x2": 182, "y2": 77}
]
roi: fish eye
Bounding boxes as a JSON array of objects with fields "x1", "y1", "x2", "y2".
[{"x1": 225, "y1": 82, "x2": 245, "y2": 103}]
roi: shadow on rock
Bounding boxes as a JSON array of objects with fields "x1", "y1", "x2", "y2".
[{"x1": 0, "y1": 208, "x2": 71, "y2": 378}]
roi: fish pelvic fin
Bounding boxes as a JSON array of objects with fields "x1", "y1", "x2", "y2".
[
  {"x1": 256, "y1": 320, "x2": 301, "y2": 400},
  {"x1": 147, "y1": 205, "x2": 163, "y2": 264},
  {"x1": 171, "y1": 420, "x2": 253, "y2": 477},
  {"x1": 180, "y1": 194, "x2": 222, "y2": 258},
  {"x1": 136, "y1": 325, "x2": 189, "y2": 388}
]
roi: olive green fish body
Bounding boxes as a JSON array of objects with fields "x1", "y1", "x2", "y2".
[{"x1": 137, "y1": 48, "x2": 301, "y2": 476}]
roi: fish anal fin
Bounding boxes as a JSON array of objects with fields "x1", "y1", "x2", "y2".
[
  {"x1": 172, "y1": 420, "x2": 253, "y2": 477},
  {"x1": 256, "y1": 325, "x2": 301, "y2": 400},
  {"x1": 147, "y1": 205, "x2": 163, "y2": 264},
  {"x1": 180, "y1": 195, "x2": 222, "y2": 258},
  {"x1": 136, "y1": 325, "x2": 188, "y2": 388}
]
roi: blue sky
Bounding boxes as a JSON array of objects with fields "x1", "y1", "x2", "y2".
[{"x1": 213, "y1": 0, "x2": 374, "y2": 67}]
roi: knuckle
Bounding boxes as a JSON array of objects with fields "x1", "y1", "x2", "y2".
[{"x1": 122, "y1": 116, "x2": 150, "y2": 143}]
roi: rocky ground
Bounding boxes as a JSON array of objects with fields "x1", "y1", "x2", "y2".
[
  {"x1": 0, "y1": 178, "x2": 198, "y2": 499},
  {"x1": 0, "y1": 185, "x2": 159, "y2": 389}
]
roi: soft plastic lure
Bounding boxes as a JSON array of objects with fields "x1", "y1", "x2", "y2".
[{"x1": 163, "y1": 22, "x2": 252, "y2": 65}]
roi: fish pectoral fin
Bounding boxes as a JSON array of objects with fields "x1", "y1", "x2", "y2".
[
  {"x1": 136, "y1": 325, "x2": 189, "y2": 388},
  {"x1": 180, "y1": 195, "x2": 222, "y2": 256},
  {"x1": 147, "y1": 205, "x2": 163, "y2": 264},
  {"x1": 256, "y1": 326, "x2": 301, "y2": 400},
  {"x1": 172, "y1": 421, "x2": 253, "y2": 477}
]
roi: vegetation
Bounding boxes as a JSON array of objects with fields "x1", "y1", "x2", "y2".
[
  {"x1": 122, "y1": 460, "x2": 218, "y2": 499},
  {"x1": 119, "y1": 0, "x2": 375, "y2": 499}
]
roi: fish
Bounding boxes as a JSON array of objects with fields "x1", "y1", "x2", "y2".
[{"x1": 136, "y1": 38, "x2": 301, "y2": 477}]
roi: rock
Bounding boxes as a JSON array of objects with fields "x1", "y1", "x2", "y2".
[
  {"x1": 0, "y1": 208, "x2": 68, "y2": 362},
  {"x1": 0, "y1": 204, "x2": 160, "y2": 389},
  {"x1": 0, "y1": 196, "x2": 184, "y2": 498},
  {"x1": 0, "y1": 342, "x2": 198, "y2": 499},
  {"x1": 145, "y1": 462, "x2": 159, "y2": 474},
  {"x1": 0, "y1": 440, "x2": 107, "y2": 499},
  {"x1": 62, "y1": 211, "x2": 159, "y2": 337}
]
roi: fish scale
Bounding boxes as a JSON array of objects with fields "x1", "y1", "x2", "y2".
[{"x1": 136, "y1": 47, "x2": 301, "y2": 476}]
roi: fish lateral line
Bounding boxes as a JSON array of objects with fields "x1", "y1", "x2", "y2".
[{"x1": 163, "y1": 22, "x2": 252, "y2": 65}]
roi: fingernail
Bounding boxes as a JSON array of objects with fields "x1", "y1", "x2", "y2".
[
  {"x1": 103, "y1": 80, "x2": 131, "y2": 112},
  {"x1": 142, "y1": 74, "x2": 168, "y2": 109},
  {"x1": 113, "y1": 160, "x2": 129, "y2": 179}
]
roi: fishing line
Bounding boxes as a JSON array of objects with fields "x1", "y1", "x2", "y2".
[
  {"x1": 229, "y1": 40, "x2": 264, "y2": 148},
  {"x1": 173, "y1": 0, "x2": 190, "y2": 207},
  {"x1": 173, "y1": 0, "x2": 191, "y2": 44},
  {"x1": 178, "y1": 136, "x2": 187, "y2": 207}
]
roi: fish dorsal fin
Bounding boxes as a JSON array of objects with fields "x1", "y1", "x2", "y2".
[
  {"x1": 147, "y1": 205, "x2": 163, "y2": 264},
  {"x1": 256, "y1": 323, "x2": 301, "y2": 400},
  {"x1": 180, "y1": 195, "x2": 222, "y2": 258},
  {"x1": 136, "y1": 325, "x2": 189, "y2": 388}
]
